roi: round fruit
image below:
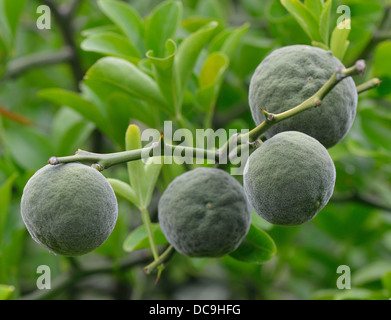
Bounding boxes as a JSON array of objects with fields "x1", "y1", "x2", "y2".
[
  {"x1": 248, "y1": 45, "x2": 357, "y2": 149},
  {"x1": 158, "y1": 167, "x2": 251, "y2": 257},
  {"x1": 243, "y1": 131, "x2": 336, "y2": 226},
  {"x1": 21, "y1": 163, "x2": 118, "y2": 256}
]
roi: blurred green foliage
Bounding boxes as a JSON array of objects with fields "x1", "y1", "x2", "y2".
[{"x1": 0, "y1": 0, "x2": 390, "y2": 300}]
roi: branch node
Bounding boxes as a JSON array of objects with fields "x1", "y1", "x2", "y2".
[
  {"x1": 48, "y1": 156, "x2": 59, "y2": 165},
  {"x1": 355, "y1": 60, "x2": 366, "y2": 75},
  {"x1": 336, "y1": 65, "x2": 346, "y2": 80},
  {"x1": 91, "y1": 163, "x2": 104, "y2": 171},
  {"x1": 315, "y1": 99, "x2": 322, "y2": 107}
]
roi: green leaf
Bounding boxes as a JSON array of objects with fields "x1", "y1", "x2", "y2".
[
  {"x1": 97, "y1": 0, "x2": 145, "y2": 54},
  {"x1": 142, "y1": 157, "x2": 163, "y2": 208},
  {"x1": 196, "y1": 52, "x2": 229, "y2": 111},
  {"x1": 353, "y1": 261, "x2": 391, "y2": 286},
  {"x1": 280, "y1": 0, "x2": 322, "y2": 42},
  {"x1": 3, "y1": 0, "x2": 26, "y2": 37},
  {"x1": 107, "y1": 178, "x2": 140, "y2": 207},
  {"x1": 86, "y1": 57, "x2": 169, "y2": 112},
  {"x1": 319, "y1": 0, "x2": 332, "y2": 45},
  {"x1": 304, "y1": 0, "x2": 323, "y2": 18},
  {"x1": 373, "y1": 40, "x2": 391, "y2": 78},
  {"x1": 123, "y1": 223, "x2": 168, "y2": 252},
  {"x1": 175, "y1": 21, "x2": 219, "y2": 100},
  {"x1": 125, "y1": 124, "x2": 145, "y2": 206},
  {"x1": 0, "y1": 0, "x2": 26, "y2": 52},
  {"x1": 209, "y1": 23, "x2": 250, "y2": 61},
  {"x1": 81, "y1": 32, "x2": 140, "y2": 63},
  {"x1": 330, "y1": 19, "x2": 351, "y2": 60},
  {"x1": 0, "y1": 284, "x2": 14, "y2": 300},
  {"x1": 145, "y1": 0, "x2": 182, "y2": 58},
  {"x1": 51, "y1": 107, "x2": 95, "y2": 156},
  {"x1": 4, "y1": 126, "x2": 54, "y2": 171},
  {"x1": 382, "y1": 271, "x2": 391, "y2": 297},
  {"x1": 229, "y1": 224, "x2": 277, "y2": 264},
  {"x1": 39, "y1": 88, "x2": 107, "y2": 132},
  {"x1": 0, "y1": 173, "x2": 17, "y2": 247},
  {"x1": 146, "y1": 39, "x2": 178, "y2": 115},
  {"x1": 311, "y1": 40, "x2": 329, "y2": 50},
  {"x1": 124, "y1": 125, "x2": 162, "y2": 208}
]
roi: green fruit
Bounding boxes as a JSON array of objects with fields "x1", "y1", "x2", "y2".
[
  {"x1": 21, "y1": 163, "x2": 118, "y2": 256},
  {"x1": 249, "y1": 45, "x2": 357, "y2": 149},
  {"x1": 243, "y1": 131, "x2": 335, "y2": 226},
  {"x1": 158, "y1": 167, "x2": 251, "y2": 257}
]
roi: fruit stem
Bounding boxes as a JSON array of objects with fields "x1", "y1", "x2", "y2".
[
  {"x1": 144, "y1": 245, "x2": 175, "y2": 274},
  {"x1": 140, "y1": 206, "x2": 159, "y2": 261}
]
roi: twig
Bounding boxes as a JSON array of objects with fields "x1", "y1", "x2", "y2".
[
  {"x1": 331, "y1": 193, "x2": 391, "y2": 213},
  {"x1": 356, "y1": 78, "x2": 382, "y2": 94},
  {"x1": 39, "y1": 0, "x2": 84, "y2": 84},
  {"x1": 144, "y1": 245, "x2": 175, "y2": 275},
  {"x1": 2, "y1": 47, "x2": 73, "y2": 80},
  {"x1": 20, "y1": 254, "x2": 151, "y2": 300}
]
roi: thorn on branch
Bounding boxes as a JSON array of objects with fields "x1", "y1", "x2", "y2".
[{"x1": 260, "y1": 107, "x2": 274, "y2": 121}]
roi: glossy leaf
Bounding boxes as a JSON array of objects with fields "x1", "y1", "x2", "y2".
[
  {"x1": 51, "y1": 107, "x2": 95, "y2": 156},
  {"x1": 86, "y1": 57, "x2": 168, "y2": 112},
  {"x1": 281, "y1": 0, "x2": 322, "y2": 42},
  {"x1": 330, "y1": 19, "x2": 351, "y2": 60},
  {"x1": 229, "y1": 224, "x2": 277, "y2": 264},
  {"x1": 123, "y1": 223, "x2": 168, "y2": 252},
  {"x1": 97, "y1": 0, "x2": 145, "y2": 54},
  {"x1": 147, "y1": 39, "x2": 178, "y2": 115},
  {"x1": 175, "y1": 21, "x2": 219, "y2": 100},
  {"x1": 373, "y1": 40, "x2": 391, "y2": 77},
  {"x1": 0, "y1": 284, "x2": 14, "y2": 300},
  {"x1": 39, "y1": 88, "x2": 107, "y2": 131},
  {"x1": 319, "y1": 0, "x2": 331, "y2": 45},
  {"x1": 142, "y1": 156, "x2": 163, "y2": 209},
  {"x1": 125, "y1": 124, "x2": 162, "y2": 208},
  {"x1": 196, "y1": 52, "x2": 228, "y2": 111},
  {"x1": 304, "y1": 0, "x2": 323, "y2": 18},
  {"x1": 209, "y1": 23, "x2": 250, "y2": 60},
  {"x1": 145, "y1": 0, "x2": 182, "y2": 58},
  {"x1": 4, "y1": 126, "x2": 54, "y2": 171},
  {"x1": 125, "y1": 124, "x2": 144, "y2": 206},
  {"x1": 107, "y1": 178, "x2": 140, "y2": 207},
  {"x1": 0, "y1": 173, "x2": 17, "y2": 247},
  {"x1": 81, "y1": 32, "x2": 140, "y2": 63},
  {"x1": 382, "y1": 271, "x2": 391, "y2": 297}
]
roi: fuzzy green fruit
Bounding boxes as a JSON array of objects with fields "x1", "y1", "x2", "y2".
[
  {"x1": 21, "y1": 163, "x2": 118, "y2": 256},
  {"x1": 249, "y1": 45, "x2": 357, "y2": 149},
  {"x1": 158, "y1": 167, "x2": 251, "y2": 257},
  {"x1": 243, "y1": 131, "x2": 336, "y2": 226}
]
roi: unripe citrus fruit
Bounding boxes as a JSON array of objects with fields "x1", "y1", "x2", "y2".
[
  {"x1": 249, "y1": 45, "x2": 357, "y2": 149},
  {"x1": 243, "y1": 131, "x2": 336, "y2": 226},
  {"x1": 158, "y1": 167, "x2": 251, "y2": 257},
  {"x1": 21, "y1": 163, "x2": 118, "y2": 256}
]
